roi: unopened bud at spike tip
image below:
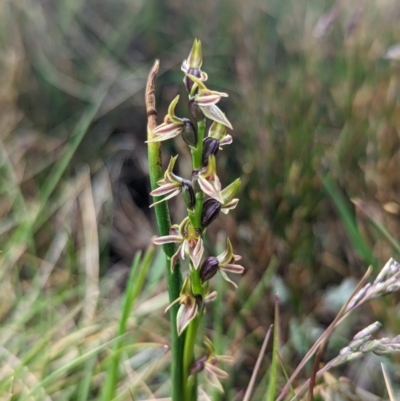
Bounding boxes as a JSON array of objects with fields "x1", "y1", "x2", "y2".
[
  {"x1": 200, "y1": 256, "x2": 219, "y2": 282},
  {"x1": 187, "y1": 39, "x2": 203, "y2": 70},
  {"x1": 201, "y1": 198, "x2": 221, "y2": 227}
]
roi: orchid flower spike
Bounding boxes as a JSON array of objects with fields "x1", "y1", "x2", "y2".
[{"x1": 181, "y1": 39, "x2": 208, "y2": 94}]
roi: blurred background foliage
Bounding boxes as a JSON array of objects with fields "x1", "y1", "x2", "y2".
[{"x1": 2, "y1": 0, "x2": 400, "y2": 399}]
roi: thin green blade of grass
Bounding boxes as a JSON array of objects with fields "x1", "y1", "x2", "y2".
[
  {"x1": 277, "y1": 352, "x2": 295, "y2": 399},
  {"x1": 75, "y1": 353, "x2": 97, "y2": 401},
  {"x1": 19, "y1": 336, "x2": 126, "y2": 401},
  {"x1": 319, "y1": 174, "x2": 376, "y2": 266},
  {"x1": 0, "y1": 303, "x2": 84, "y2": 396},
  {"x1": 265, "y1": 295, "x2": 280, "y2": 401},
  {"x1": 100, "y1": 245, "x2": 154, "y2": 401}
]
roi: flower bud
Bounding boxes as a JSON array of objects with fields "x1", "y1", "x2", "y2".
[
  {"x1": 208, "y1": 121, "x2": 227, "y2": 141},
  {"x1": 200, "y1": 256, "x2": 219, "y2": 282},
  {"x1": 187, "y1": 39, "x2": 203, "y2": 69},
  {"x1": 202, "y1": 137, "x2": 220, "y2": 166},
  {"x1": 181, "y1": 118, "x2": 197, "y2": 148},
  {"x1": 184, "y1": 68, "x2": 202, "y2": 94},
  {"x1": 190, "y1": 355, "x2": 207, "y2": 375},
  {"x1": 201, "y1": 198, "x2": 221, "y2": 227},
  {"x1": 182, "y1": 179, "x2": 196, "y2": 210},
  {"x1": 188, "y1": 98, "x2": 205, "y2": 121}
]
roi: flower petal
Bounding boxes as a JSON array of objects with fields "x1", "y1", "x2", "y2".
[
  {"x1": 149, "y1": 188, "x2": 181, "y2": 208},
  {"x1": 153, "y1": 122, "x2": 179, "y2": 134},
  {"x1": 217, "y1": 355, "x2": 234, "y2": 363},
  {"x1": 146, "y1": 126, "x2": 183, "y2": 142},
  {"x1": 205, "y1": 369, "x2": 224, "y2": 392},
  {"x1": 205, "y1": 363, "x2": 229, "y2": 379},
  {"x1": 189, "y1": 238, "x2": 204, "y2": 269},
  {"x1": 219, "y1": 270, "x2": 238, "y2": 288},
  {"x1": 221, "y1": 199, "x2": 239, "y2": 214},
  {"x1": 164, "y1": 296, "x2": 181, "y2": 313},
  {"x1": 170, "y1": 245, "x2": 182, "y2": 271},
  {"x1": 177, "y1": 302, "x2": 198, "y2": 335},
  {"x1": 199, "y1": 104, "x2": 232, "y2": 129},
  {"x1": 198, "y1": 176, "x2": 224, "y2": 203},
  {"x1": 205, "y1": 291, "x2": 218, "y2": 302},
  {"x1": 196, "y1": 94, "x2": 223, "y2": 106},
  {"x1": 219, "y1": 134, "x2": 233, "y2": 147},
  {"x1": 216, "y1": 238, "x2": 234, "y2": 265},
  {"x1": 220, "y1": 263, "x2": 244, "y2": 274},
  {"x1": 153, "y1": 235, "x2": 182, "y2": 245},
  {"x1": 150, "y1": 183, "x2": 180, "y2": 197}
]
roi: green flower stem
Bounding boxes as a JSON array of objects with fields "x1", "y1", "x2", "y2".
[
  {"x1": 191, "y1": 119, "x2": 206, "y2": 229},
  {"x1": 146, "y1": 61, "x2": 185, "y2": 401},
  {"x1": 191, "y1": 119, "x2": 206, "y2": 169},
  {"x1": 182, "y1": 119, "x2": 207, "y2": 400},
  {"x1": 183, "y1": 312, "x2": 202, "y2": 401}
]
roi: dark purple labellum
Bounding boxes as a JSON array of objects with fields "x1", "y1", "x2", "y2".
[
  {"x1": 181, "y1": 118, "x2": 197, "y2": 148},
  {"x1": 184, "y1": 68, "x2": 202, "y2": 94},
  {"x1": 201, "y1": 198, "x2": 221, "y2": 228},
  {"x1": 190, "y1": 355, "x2": 207, "y2": 375},
  {"x1": 188, "y1": 98, "x2": 205, "y2": 122},
  {"x1": 202, "y1": 137, "x2": 220, "y2": 166},
  {"x1": 200, "y1": 256, "x2": 219, "y2": 282},
  {"x1": 182, "y1": 179, "x2": 196, "y2": 209}
]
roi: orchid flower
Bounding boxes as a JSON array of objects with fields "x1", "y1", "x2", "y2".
[
  {"x1": 153, "y1": 217, "x2": 204, "y2": 270},
  {"x1": 200, "y1": 238, "x2": 244, "y2": 287},
  {"x1": 150, "y1": 156, "x2": 195, "y2": 208},
  {"x1": 146, "y1": 95, "x2": 197, "y2": 146}
]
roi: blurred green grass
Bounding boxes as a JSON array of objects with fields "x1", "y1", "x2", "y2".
[{"x1": 2, "y1": 0, "x2": 400, "y2": 399}]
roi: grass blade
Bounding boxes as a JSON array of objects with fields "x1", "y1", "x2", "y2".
[
  {"x1": 265, "y1": 296, "x2": 280, "y2": 401},
  {"x1": 100, "y1": 246, "x2": 154, "y2": 401}
]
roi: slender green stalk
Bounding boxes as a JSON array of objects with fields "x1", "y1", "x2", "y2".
[
  {"x1": 100, "y1": 249, "x2": 153, "y2": 401},
  {"x1": 182, "y1": 119, "x2": 207, "y2": 400},
  {"x1": 183, "y1": 313, "x2": 201, "y2": 400},
  {"x1": 265, "y1": 297, "x2": 280, "y2": 401},
  {"x1": 191, "y1": 119, "x2": 206, "y2": 229},
  {"x1": 146, "y1": 60, "x2": 185, "y2": 401},
  {"x1": 191, "y1": 119, "x2": 206, "y2": 169}
]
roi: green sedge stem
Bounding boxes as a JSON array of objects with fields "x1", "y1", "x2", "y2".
[
  {"x1": 146, "y1": 61, "x2": 185, "y2": 401},
  {"x1": 148, "y1": 133, "x2": 185, "y2": 401}
]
